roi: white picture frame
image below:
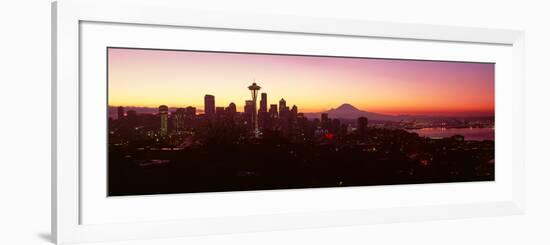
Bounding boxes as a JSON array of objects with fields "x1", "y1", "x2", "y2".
[{"x1": 52, "y1": 0, "x2": 525, "y2": 244}]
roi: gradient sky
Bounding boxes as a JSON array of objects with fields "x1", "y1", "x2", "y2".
[{"x1": 108, "y1": 48, "x2": 494, "y2": 116}]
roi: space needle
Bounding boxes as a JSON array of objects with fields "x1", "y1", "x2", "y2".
[{"x1": 248, "y1": 82, "x2": 261, "y2": 137}]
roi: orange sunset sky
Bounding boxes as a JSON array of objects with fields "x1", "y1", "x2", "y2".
[{"x1": 108, "y1": 47, "x2": 494, "y2": 117}]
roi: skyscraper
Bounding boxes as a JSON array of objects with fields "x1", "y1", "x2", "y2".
[
  {"x1": 174, "y1": 108, "x2": 185, "y2": 133},
  {"x1": 184, "y1": 106, "x2": 196, "y2": 129},
  {"x1": 226, "y1": 102, "x2": 237, "y2": 115},
  {"x1": 279, "y1": 98, "x2": 287, "y2": 112},
  {"x1": 204, "y1": 94, "x2": 215, "y2": 117},
  {"x1": 244, "y1": 100, "x2": 254, "y2": 126},
  {"x1": 269, "y1": 104, "x2": 278, "y2": 119},
  {"x1": 321, "y1": 113, "x2": 330, "y2": 129},
  {"x1": 117, "y1": 106, "x2": 125, "y2": 120},
  {"x1": 215, "y1": 107, "x2": 225, "y2": 118},
  {"x1": 185, "y1": 106, "x2": 196, "y2": 118},
  {"x1": 258, "y1": 93, "x2": 268, "y2": 129},
  {"x1": 279, "y1": 98, "x2": 289, "y2": 119},
  {"x1": 290, "y1": 105, "x2": 298, "y2": 118},
  {"x1": 259, "y1": 93, "x2": 267, "y2": 113},
  {"x1": 248, "y1": 82, "x2": 261, "y2": 137},
  {"x1": 159, "y1": 105, "x2": 169, "y2": 136}
]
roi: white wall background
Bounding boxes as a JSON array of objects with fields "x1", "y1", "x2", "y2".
[{"x1": 0, "y1": 0, "x2": 548, "y2": 244}]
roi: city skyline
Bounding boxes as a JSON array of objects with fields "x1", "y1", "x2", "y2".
[
  {"x1": 108, "y1": 82, "x2": 495, "y2": 196},
  {"x1": 108, "y1": 48, "x2": 495, "y2": 117},
  {"x1": 108, "y1": 49, "x2": 495, "y2": 196}
]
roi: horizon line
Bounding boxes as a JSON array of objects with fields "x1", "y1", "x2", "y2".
[{"x1": 108, "y1": 104, "x2": 494, "y2": 118}]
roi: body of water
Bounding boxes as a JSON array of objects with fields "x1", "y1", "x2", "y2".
[{"x1": 407, "y1": 127, "x2": 494, "y2": 141}]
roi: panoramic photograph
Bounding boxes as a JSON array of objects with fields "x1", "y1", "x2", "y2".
[{"x1": 107, "y1": 47, "x2": 495, "y2": 196}]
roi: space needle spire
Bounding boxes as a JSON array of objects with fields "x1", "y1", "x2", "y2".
[{"x1": 248, "y1": 82, "x2": 261, "y2": 137}]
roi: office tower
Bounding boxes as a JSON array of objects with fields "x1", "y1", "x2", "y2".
[
  {"x1": 174, "y1": 108, "x2": 185, "y2": 132},
  {"x1": 279, "y1": 98, "x2": 289, "y2": 120},
  {"x1": 226, "y1": 102, "x2": 237, "y2": 115},
  {"x1": 259, "y1": 93, "x2": 267, "y2": 113},
  {"x1": 244, "y1": 100, "x2": 254, "y2": 127},
  {"x1": 159, "y1": 105, "x2": 169, "y2": 136},
  {"x1": 284, "y1": 105, "x2": 298, "y2": 135},
  {"x1": 279, "y1": 98, "x2": 287, "y2": 112},
  {"x1": 117, "y1": 106, "x2": 125, "y2": 120},
  {"x1": 357, "y1": 116, "x2": 368, "y2": 137},
  {"x1": 204, "y1": 94, "x2": 215, "y2": 117},
  {"x1": 185, "y1": 106, "x2": 196, "y2": 118},
  {"x1": 215, "y1": 106, "x2": 225, "y2": 117},
  {"x1": 321, "y1": 113, "x2": 330, "y2": 129},
  {"x1": 290, "y1": 105, "x2": 298, "y2": 118},
  {"x1": 248, "y1": 82, "x2": 261, "y2": 137},
  {"x1": 278, "y1": 98, "x2": 290, "y2": 135},
  {"x1": 258, "y1": 93, "x2": 268, "y2": 128},
  {"x1": 269, "y1": 104, "x2": 278, "y2": 119},
  {"x1": 184, "y1": 106, "x2": 197, "y2": 129}
]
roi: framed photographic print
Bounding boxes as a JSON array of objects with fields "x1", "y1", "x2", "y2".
[{"x1": 52, "y1": 0, "x2": 525, "y2": 244}]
